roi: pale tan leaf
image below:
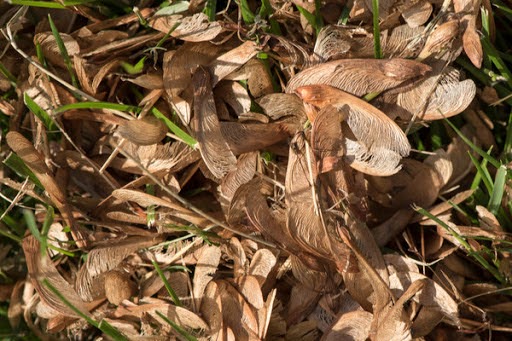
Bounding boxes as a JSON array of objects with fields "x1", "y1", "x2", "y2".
[
  {"x1": 150, "y1": 12, "x2": 223, "y2": 42},
  {"x1": 214, "y1": 81, "x2": 252, "y2": 115},
  {"x1": 220, "y1": 152, "x2": 258, "y2": 212},
  {"x1": 314, "y1": 25, "x2": 352, "y2": 61},
  {"x1": 418, "y1": 19, "x2": 460, "y2": 59},
  {"x1": 297, "y1": 85, "x2": 411, "y2": 176},
  {"x1": 115, "y1": 298, "x2": 209, "y2": 331},
  {"x1": 256, "y1": 93, "x2": 305, "y2": 120},
  {"x1": 220, "y1": 122, "x2": 290, "y2": 155},
  {"x1": 117, "y1": 116, "x2": 168, "y2": 146},
  {"x1": 402, "y1": 1, "x2": 433, "y2": 28},
  {"x1": 91, "y1": 59, "x2": 121, "y2": 95},
  {"x1": 192, "y1": 245, "x2": 221, "y2": 309},
  {"x1": 421, "y1": 79, "x2": 476, "y2": 120},
  {"x1": 208, "y1": 41, "x2": 259, "y2": 86},
  {"x1": 286, "y1": 58, "x2": 430, "y2": 96},
  {"x1": 108, "y1": 141, "x2": 199, "y2": 175},
  {"x1": 22, "y1": 236, "x2": 91, "y2": 318},
  {"x1": 462, "y1": 16, "x2": 483, "y2": 68},
  {"x1": 34, "y1": 32, "x2": 79, "y2": 68},
  {"x1": 384, "y1": 24, "x2": 425, "y2": 58},
  {"x1": 248, "y1": 249, "x2": 277, "y2": 287},
  {"x1": 233, "y1": 275, "x2": 264, "y2": 310},
  {"x1": 322, "y1": 310, "x2": 372, "y2": 341},
  {"x1": 219, "y1": 280, "x2": 260, "y2": 340},
  {"x1": 122, "y1": 72, "x2": 164, "y2": 90},
  {"x1": 311, "y1": 105, "x2": 346, "y2": 173},
  {"x1": 6, "y1": 132, "x2": 88, "y2": 248},
  {"x1": 192, "y1": 66, "x2": 237, "y2": 179},
  {"x1": 388, "y1": 271, "x2": 459, "y2": 325},
  {"x1": 200, "y1": 281, "x2": 224, "y2": 339},
  {"x1": 104, "y1": 270, "x2": 136, "y2": 306},
  {"x1": 81, "y1": 236, "x2": 161, "y2": 300},
  {"x1": 224, "y1": 59, "x2": 274, "y2": 98}
]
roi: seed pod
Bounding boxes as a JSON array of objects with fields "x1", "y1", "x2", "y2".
[
  {"x1": 104, "y1": 270, "x2": 136, "y2": 306},
  {"x1": 117, "y1": 116, "x2": 168, "y2": 145}
]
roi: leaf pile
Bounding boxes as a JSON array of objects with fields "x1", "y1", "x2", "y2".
[{"x1": 1, "y1": 0, "x2": 512, "y2": 340}]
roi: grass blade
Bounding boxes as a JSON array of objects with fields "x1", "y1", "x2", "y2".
[
  {"x1": 43, "y1": 279, "x2": 128, "y2": 340},
  {"x1": 151, "y1": 259, "x2": 182, "y2": 306},
  {"x1": 3, "y1": 153, "x2": 43, "y2": 189},
  {"x1": 371, "y1": 0, "x2": 382, "y2": 59},
  {"x1": 150, "y1": 107, "x2": 197, "y2": 148},
  {"x1": 415, "y1": 206, "x2": 505, "y2": 284},
  {"x1": 47, "y1": 14, "x2": 79, "y2": 89},
  {"x1": 24, "y1": 93, "x2": 55, "y2": 131},
  {"x1": 55, "y1": 102, "x2": 141, "y2": 113},
  {"x1": 488, "y1": 165, "x2": 507, "y2": 215},
  {"x1": 155, "y1": 310, "x2": 197, "y2": 341}
]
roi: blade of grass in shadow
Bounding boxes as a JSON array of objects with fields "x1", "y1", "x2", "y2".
[
  {"x1": 0, "y1": 222, "x2": 22, "y2": 243},
  {"x1": 488, "y1": 165, "x2": 507, "y2": 215},
  {"x1": 415, "y1": 206, "x2": 506, "y2": 284},
  {"x1": 3, "y1": 154, "x2": 43, "y2": 189},
  {"x1": 503, "y1": 113, "x2": 512, "y2": 160},
  {"x1": 296, "y1": 2, "x2": 323, "y2": 35},
  {"x1": 445, "y1": 118, "x2": 501, "y2": 169},
  {"x1": 151, "y1": 259, "x2": 182, "y2": 306},
  {"x1": 155, "y1": 310, "x2": 198, "y2": 341},
  {"x1": 470, "y1": 152, "x2": 490, "y2": 191},
  {"x1": 372, "y1": 0, "x2": 382, "y2": 59},
  {"x1": 48, "y1": 14, "x2": 79, "y2": 90},
  {"x1": 43, "y1": 279, "x2": 128, "y2": 341},
  {"x1": 24, "y1": 93, "x2": 56, "y2": 131},
  {"x1": 0, "y1": 62, "x2": 17, "y2": 86},
  {"x1": 260, "y1": 0, "x2": 282, "y2": 34}
]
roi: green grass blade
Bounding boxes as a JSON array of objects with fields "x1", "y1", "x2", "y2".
[
  {"x1": 203, "y1": 0, "x2": 217, "y2": 21},
  {"x1": 0, "y1": 222, "x2": 23, "y2": 243},
  {"x1": 488, "y1": 165, "x2": 507, "y2": 215},
  {"x1": 55, "y1": 102, "x2": 141, "y2": 113},
  {"x1": 155, "y1": 311, "x2": 198, "y2": 341},
  {"x1": 8, "y1": 1, "x2": 66, "y2": 8},
  {"x1": 151, "y1": 260, "x2": 182, "y2": 306},
  {"x1": 150, "y1": 107, "x2": 197, "y2": 148},
  {"x1": 22, "y1": 209, "x2": 41, "y2": 241},
  {"x1": 468, "y1": 152, "x2": 493, "y2": 194},
  {"x1": 0, "y1": 62, "x2": 17, "y2": 85},
  {"x1": 296, "y1": 4, "x2": 322, "y2": 35},
  {"x1": 43, "y1": 279, "x2": 128, "y2": 341},
  {"x1": 503, "y1": 111, "x2": 512, "y2": 160},
  {"x1": 47, "y1": 14, "x2": 79, "y2": 90},
  {"x1": 415, "y1": 206, "x2": 506, "y2": 284},
  {"x1": 239, "y1": 0, "x2": 255, "y2": 24},
  {"x1": 24, "y1": 93, "x2": 55, "y2": 131},
  {"x1": 445, "y1": 118, "x2": 501, "y2": 169},
  {"x1": 371, "y1": 0, "x2": 382, "y2": 59},
  {"x1": 3, "y1": 154, "x2": 43, "y2": 189}
]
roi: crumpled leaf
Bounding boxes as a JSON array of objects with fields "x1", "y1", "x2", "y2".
[
  {"x1": 286, "y1": 58, "x2": 431, "y2": 97},
  {"x1": 149, "y1": 12, "x2": 223, "y2": 42},
  {"x1": 192, "y1": 66, "x2": 237, "y2": 179},
  {"x1": 297, "y1": 85, "x2": 411, "y2": 176}
]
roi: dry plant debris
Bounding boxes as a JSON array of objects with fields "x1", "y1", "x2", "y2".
[{"x1": 1, "y1": 0, "x2": 512, "y2": 340}]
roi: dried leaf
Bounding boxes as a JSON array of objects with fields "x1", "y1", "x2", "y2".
[
  {"x1": 6, "y1": 132, "x2": 89, "y2": 248},
  {"x1": 322, "y1": 310, "x2": 372, "y2": 341},
  {"x1": 257, "y1": 93, "x2": 305, "y2": 120},
  {"x1": 34, "y1": 32, "x2": 80, "y2": 68},
  {"x1": 402, "y1": 1, "x2": 433, "y2": 28},
  {"x1": 297, "y1": 85, "x2": 411, "y2": 176},
  {"x1": 150, "y1": 12, "x2": 223, "y2": 42},
  {"x1": 220, "y1": 122, "x2": 290, "y2": 155},
  {"x1": 117, "y1": 116, "x2": 168, "y2": 145},
  {"x1": 22, "y1": 236, "x2": 91, "y2": 318},
  {"x1": 286, "y1": 58, "x2": 431, "y2": 97},
  {"x1": 220, "y1": 152, "x2": 258, "y2": 212},
  {"x1": 192, "y1": 66, "x2": 237, "y2": 179},
  {"x1": 208, "y1": 41, "x2": 259, "y2": 86},
  {"x1": 192, "y1": 245, "x2": 221, "y2": 309}
]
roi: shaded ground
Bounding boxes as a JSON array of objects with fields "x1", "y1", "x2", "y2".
[{"x1": 1, "y1": 0, "x2": 512, "y2": 340}]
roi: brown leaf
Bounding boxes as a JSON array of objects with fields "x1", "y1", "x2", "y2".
[
  {"x1": 286, "y1": 58, "x2": 431, "y2": 97},
  {"x1": 321, "y1": 310, "x2": 372, "y2": 341},
  {"x1": 402, "y1": 1, "x2": 433, "y2": 28},
  {"x1": 200, "y1": 281, "x2": 224, "y2": 339},
  {"x1": 6, "y1": 132, "x2": 89, "y2": 249},
  {"x1": 297, "y1": 85, "x2": 411, "y2": 176},
  {"x1": 22, "y1": 236, "x2": 91, "y2": 318},
  {"x1": 150, "y1": 12, "x2": 223, "y2": 42},
  {"x1": 257, "y1": 93, "x2": 306, "y2": 120},
  {"x1": 192, "y1": 66, "x2": 237, "y2": 179},
  {"x1": 117, "y1": 115, "x2": 168, "y2": 146},
  {"x1": 34, "y1": 32, "x2": 79, "y2": 68},
  {"x1": 462, "y1": 15, "x2": 483, "y2": 68},
  {"x1": 192, "y1": 245, "x2": 221, "y2": 309},
  {"x1": 220, "y1": 152, "x2": 258, "y2": 212},
  {"x1": 208, "y1": 41, "x2": 259, "y2": 86},
  {"x1": 220, "y1": 122, "x2": 290, "y2": 155}
]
